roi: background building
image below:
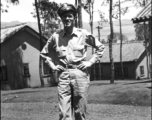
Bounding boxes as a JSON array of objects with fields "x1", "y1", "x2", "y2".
[
  {"x1": 90, "y1": 42, "x2": 149, "y2": 80},
  {"x1": 0, "y1": 24, "x2": 55, "y2": 90}
]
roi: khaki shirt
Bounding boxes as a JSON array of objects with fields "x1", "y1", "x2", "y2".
[{"x1": 40, "y1": 27, "x2": 105, "y2": 65}]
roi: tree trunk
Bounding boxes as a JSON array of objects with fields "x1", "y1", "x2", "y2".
[
  {"x1": 99, "y1": 61, "x2": 101, "y2": 80},
  {"x1": 144, "y1": 22, "x2": 150, "y2": 78},
  {"x1": 149, "y1": 21, "x2": 152, "y2": 79},
  {"x1": 109, "y1": 0, "x2": 115, "y2": 83},
  {"x1": 78, "y1": 0, "x2": 83, "y2": 28},
  {"x1": 35, "y1": 0, "x2": 44, "y2": 87},
  {"x1": 75, "y1": 0, "x2": 78, "y2": 27},
  {"x1": 88, "y1": 0, "x2": 96, "y2": 80},
  {"x1": 91, "y1": 1, "x2": 94, "y2": 34},
  {"x1": 97, "y1": 26, "x2": 102, "y2": 80},
  {"x1": 119, "y1": 0, "x2": 124, "y2": 80}
]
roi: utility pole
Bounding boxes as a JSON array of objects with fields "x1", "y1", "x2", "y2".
[{"x1": 96, "y1": 26, "x2": 102, "y2": 42}]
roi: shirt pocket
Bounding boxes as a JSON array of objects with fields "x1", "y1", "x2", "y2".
[
  {"x1": 56, "y1": 46, "x2": 66, "y2": 58},
  {"x1": 73, "y1": 45, "x2": 84, "y2": 58}
]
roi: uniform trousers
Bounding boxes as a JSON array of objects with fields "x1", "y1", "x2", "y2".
[{"x1": 57, "y1": 68, "x2": 90, "y2": 120}]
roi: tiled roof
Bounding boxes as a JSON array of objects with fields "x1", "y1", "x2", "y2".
[
  {"x1": 132, "y1": 1, "x2": 152, "y2": 23},
  {"x1": 99, "y1": 42, "x2": 145, "y2": 63}
]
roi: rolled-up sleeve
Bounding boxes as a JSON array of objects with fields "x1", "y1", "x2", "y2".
[
  {"x1": 40, "y1": 35, "x2": 55, "y2": 62},
  {"x1": 85, "y1": 30, "x2": 105, "y2": 64}
]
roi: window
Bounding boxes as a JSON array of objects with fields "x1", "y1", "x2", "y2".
[
  {"x1": 115, "y1": 67, "x2": 122, "y2": 76},
  {"x1": 23, "y1": 63, "x2": 30, "y2": 76},
  {"x1": 43, "y1": 61, "x2": 52, "y2": 75},
  {"x1": 0, "y1": 66, "x2": 8, "y2": 82},
  {"x1": 140, "y1": 66, "x2": 144, "y2": 76}
]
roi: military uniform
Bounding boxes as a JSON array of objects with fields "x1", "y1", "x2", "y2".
[{"x1": 40, "y1": 3, "x2": 105, "y2": 120}]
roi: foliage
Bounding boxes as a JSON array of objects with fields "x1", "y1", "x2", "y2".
[
  {"x1": 6, "y1": 0, "x2": 19, "y2": 4},
  {"x1": 82, "y1": 0, "x2": 94, "y2": 34},
  {"x1": 134, "y1": 23, "x2": 150, "y2": 41},
  {"x1": 100, "y1": 0, "x2": 150, "y2": 20},
  {"x1": 98, "y1": 10, "x2": 108, "y2": 27},
  {"x1": 1, "y1": 0, "x2": 19, "y2": 13},
  {"x1": 107, "y1": 32, "x2": 128, "y2": 43},
  {"x1": 32, "y1": 0, "x2": 60, "y2": 38},
  {"x1": 100, "y1": 39, "x2": 106, "y2": 44}
]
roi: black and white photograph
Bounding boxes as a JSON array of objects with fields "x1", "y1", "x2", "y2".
[{"x1": 1, "y1": 0, "x2": 151, "y2": 120}]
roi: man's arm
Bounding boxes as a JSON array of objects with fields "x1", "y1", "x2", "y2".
[
  {"x1": 77, "y1": 30, "x2": 105, "y2": 70},
  {"x1": 40, "y1": 36, "x2": 56, "y2": 70},
  {"x1": 40, "y1": 35, "x2": 66, "y2": 71},
  {"x1": 86, "y1": 34, "x2": 105, "y2": 65}
]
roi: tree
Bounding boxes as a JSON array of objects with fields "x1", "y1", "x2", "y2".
[
  {"x1": 98, "y1": 10, "x2": 108, "y2": 27},
  {"x1": 83, "y1": 0, "x2": 96, "y2": 80},
  {"x1": 134, "y1": 23, "x2": 149, "y2": 41},
  {"x1": 102, "y1": 0, "x2": 148, "y2": 82},
  {"x1": 134, "y1": 1, "x2": 151, "y2": 78},
  {"x1": 32, "y1": 0, "x2": 59, "y2": 39},
  {"x1": 83, "y1": 0, "x2": 94, "y2": 34},
  {"x1": 134, "y1": 22, "x2": 150, "y2": 78},
  {"x1": 1, "y1": 0, "x2": 19, "y2": 13},
  {"x1": 110, "y1": 0, "x2": 130, "y2": 80},
  {"x1": 118, "y1": 0, "x2": 124, "y2": 80},
  {"x1": 107, "y1": 32, "x2": 128, "y2": 43},
  {"x1": 75, "y1": 0, "x2": 78, "y2": 27},
  {"x1": 132, "y1": 0, "x2": 151, "y2": 78},
  {"x1": 109, "y1": 0, "x2": 115, "y2": 83},
  {"x1": 77, "y1": 0, "x2": 83, "y2": 28},
  {"x1": 97, "y1": 8, "x2": 109, "y2": 81},
  {"x1": 35, "y1": 0, "x2": 44, "y2": 87},
  {"x1": 99, "y1": 0, "x2": 115, "y2": 83},
  {"x1": 33, "y1": 0, "x2": 60, "y2": 86}
]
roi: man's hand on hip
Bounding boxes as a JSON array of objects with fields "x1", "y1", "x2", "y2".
[
  {"x1": 77, "y1": 61, "x2": 93, "y2": 70},
  {"x1": 52, "y1": 65, "x2": 66, "y2": 72},
  {"x1": 46, "y1": 59, "x2": 66, "y2": 72}
]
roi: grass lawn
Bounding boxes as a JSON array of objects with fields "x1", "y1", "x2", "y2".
[
  {"x1": 1, "y1": 80, "x2": 151, "y2": 120},
  {"x1": 1, "y1": 80, "x2": 151, "y2": 106}
]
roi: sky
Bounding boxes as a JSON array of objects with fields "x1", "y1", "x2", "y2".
[{"x1": 1, "y1": 0, "x2": 142, "y2": 23}]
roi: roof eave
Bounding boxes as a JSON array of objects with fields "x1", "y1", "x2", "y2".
[{"x1": 132, "y1": 16, "x2": 152, "y2": 23}]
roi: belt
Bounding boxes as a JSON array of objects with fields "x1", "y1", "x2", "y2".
[
  {"x1": 60, "y1": 61, "x2": 81, "y2": 69},
  {"x1": 66, "y1": 64, "x2": 78, "y2": 69}
]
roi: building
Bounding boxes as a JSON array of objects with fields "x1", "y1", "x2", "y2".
[
  {"x1": 0, "y1": 23, "x2": 54, "y2": 90},
  {"x1": 132, "y1": 1, "x2": 152, "y2": 78},
  {"x1": 90, "y1": 42, "x2": 149, "y2": 80}
]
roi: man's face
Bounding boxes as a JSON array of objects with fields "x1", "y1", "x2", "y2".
[{"x1": 61, "y1": 11, "x2": 75, "y2": 27}]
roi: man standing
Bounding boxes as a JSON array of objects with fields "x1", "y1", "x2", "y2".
[{"x1": 40, "y1": 3, "x2": 105, "y2": 120}]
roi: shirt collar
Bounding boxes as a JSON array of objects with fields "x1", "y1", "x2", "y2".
[{"x1": 61, "y1": 27, "x2": 78, "y2": 37}]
